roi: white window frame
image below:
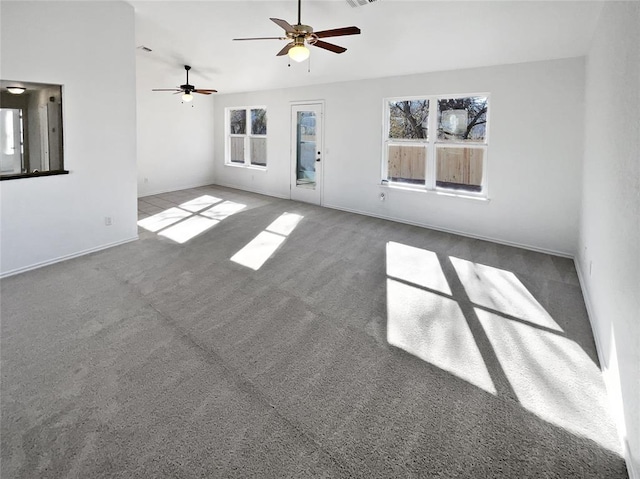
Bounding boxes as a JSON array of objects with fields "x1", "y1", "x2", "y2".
[
  {"x1": 382, "y1": 93, "x2": 490, "y2": 198},
  {"x1": 225, "y1": 106, "x2": 267, "y2": 168}
]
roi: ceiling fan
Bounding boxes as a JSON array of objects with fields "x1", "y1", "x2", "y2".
[
  {"x1": 233, "y1": 0, "x2": 361, "y2": 62},
  {"x1": 152, "y1": 65, "x2": 217, "y2": 102}
]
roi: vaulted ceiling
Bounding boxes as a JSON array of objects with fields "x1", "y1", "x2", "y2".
[{"x1": 131, "y1": 1, "x2": 604, "y2": 95}]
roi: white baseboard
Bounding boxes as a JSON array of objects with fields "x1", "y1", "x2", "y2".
[
  {"x1": 574, "y1": 259, "x2": 637, "y2": 479},
  {"x1": 574, "y1": 259, "x2": 608, "y2": 370},
  {"x1": 212, "y1": 181, "x2": 290, "y2": 200},
  {"x1": 322, "y1": 202, "x2": 573, "y2": 258},
  {"x1": 138, "y1": 180, "x2": 216, "y2": 198},
  {"x1": 182, "y1": 183, "x2": 570, "y2": 257},
  {"x1": 625, "y1": 440, "x2": 639, "y2": 479},
  {"x1": 0, "y1": 236, "x2": 138, "y2": 279}
]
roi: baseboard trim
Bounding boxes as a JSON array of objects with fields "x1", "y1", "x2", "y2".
[
  {"x1": 575, "y1": 259, "x2": 636, "y2": 479},
  {"x1": 574, "y1": 259, "x2": 608, "y2": 373},
  {"x1": 322, "y1": 202, "x2": 573, "y2": 258},
  {"x1": 625, "y1": 440, "x2": 639, "y2": 479},
  {"x1": 212, "y1": 181, "x2": 290, "y2": 200},
  {"x1": 138, "y1": 180, "x2": 216, "y2": 198},
  {"x1": 165, "y1": 184, "x2": 571, "y2": 257},
  {"x1": 0, "y1": 236, "x2": 139, "y2": 279}
]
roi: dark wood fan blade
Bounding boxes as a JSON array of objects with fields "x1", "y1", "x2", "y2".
[
  {"x1": 152, "y1": 89, "x2": 181, "y2": 91},
  {"x1": 193, "y1": 91, "x2": 212, "y2": 95},
  {"x1": 233, "y1": 37, "x2": 287, "y2": 41},
  {"x1": 270, "y1": 18, "x2": 295, "y2": 33},
  {"x1": 276, "y1": 42, "x2": 294, "y2": 56},
  {"x1": 314, "y1": 26, "x2": 361, "y2": 38},
  {"x1": 311, "y1": 40, "x2": 347, "y2": 54},
  {"x1": 194, "y1": 89, "x2": 217, "y2": 93}
]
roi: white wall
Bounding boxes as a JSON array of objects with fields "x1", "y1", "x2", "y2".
[
  {"x1": 213, "y1": 58, "x2": 585, "y2": 255},
  {"x1": 579, "y1": 2, "x2": 640, "y2": 477},
  {"x1": 0, "y1": 1, "x2": 138, "y2": 276},
  {"x1": 136, "y1": 56, "x2": 215, "y2": 197}
]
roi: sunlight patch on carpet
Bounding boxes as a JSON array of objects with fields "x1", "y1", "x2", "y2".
[
  {"x1": 476, "y1": 308, "x2": 621, "y2": 453},
  {"x1": 137, "y1": 207, "x2": 191, "y2": 233},
  {"x1": 386, "y1": 242, "x2": 452, "y2": 295},
  {"x1": 179, "y1": 195, "x2": 223, "y2": 212},
  {"x1": 200, "y1": 201, "x2": 246, "y2": 221},
  {"x1": 386, "y1": 278, "x2": 496, "y2": 395},
  {"x1": 138, "y1": 197, "x2": 246, "y2": 244},
  {"x1": 231, "y1": 213, "x2": 304, "y2": 270},
  {"x1": 450, "y1": 256, "x2": 562, "y2": 332},
  {"x1": 158, "y1": 216, "x2": 220, "y2": 244}
]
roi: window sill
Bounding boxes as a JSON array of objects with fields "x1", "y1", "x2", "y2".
[
  {"x1": 380, "y1": 182, "x2": 490, "y2": 202},
  {"x1": 224, "y1": 163, "x2": 267, "y2": 171},
  {"x1": 1, "y1": 170, "x2": 70, "y2": 181}
]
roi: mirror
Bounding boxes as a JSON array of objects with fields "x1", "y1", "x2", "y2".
[{"x1": 0, "y1": 80, "x2": 65, "y2": 179}]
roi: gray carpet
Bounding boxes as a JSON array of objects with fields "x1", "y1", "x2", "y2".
[{"x1": 1, "y1": 185, "x2": 628, "y2": 478}]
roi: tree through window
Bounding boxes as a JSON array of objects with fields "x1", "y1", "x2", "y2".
[{"x1": 383, "y1": 94, "x2": 489, "y2": 195}]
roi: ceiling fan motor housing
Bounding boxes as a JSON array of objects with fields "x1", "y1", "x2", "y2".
[
  {"x1": 293, "y1": 25, "x2": 312, "y2": 41},
  {"x1": 292, "y1": 24, "x2": 313, "y2": 35}
]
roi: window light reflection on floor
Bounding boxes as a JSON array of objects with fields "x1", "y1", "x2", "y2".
[
  {"x1": 231, "y1": 213, "x2": 304, "y2": 270},
  {"x1": 386, "y1": 277, "x2": 496, "y2": 395},
  {"x1": 386, "y1": 241, "x2": 451, "y2": 295},
  {"x1": 138, "y1": 195, "x2": 246, "y2": 244},
  {"x1": 179, "y1": 195, "x2": 222, "y2": 212},
  {"x1": 158, "y1": 216, "x2": 220, "y2": 244},
  {"x1": 450, "y1": 256, "x2": 563, "y2": 332},
  {"x1": 137, "y1": 207, "x2": 191, "y2": 233},
  {"x1": 200, "y1": 201, "x2": 247, "y2": 221},
  {"x1": 476, "y1": 308, "x2": 621, "y2": 453},
  {"x1": 385, "y1": 241, "x2": 618, "y2": 452}
]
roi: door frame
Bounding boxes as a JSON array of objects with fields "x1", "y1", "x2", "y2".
[{"x1": 290, "y1": 100, "x2": 324, "y2": 205}]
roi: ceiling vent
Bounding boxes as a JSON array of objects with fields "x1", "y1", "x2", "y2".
[{"x1": 346, "y1": 0, "x2": 378, "y2": 7}]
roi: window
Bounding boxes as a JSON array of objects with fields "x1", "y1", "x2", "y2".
[
  {"x1": 383, "y1": 94, "x2": 489, "y2": 196},
  {"x1": 226, "y1": 107, "x2": 267, "y2": 167},
  {"x1": 0, "y1": 80, "x2": 67, "y2": 180}
]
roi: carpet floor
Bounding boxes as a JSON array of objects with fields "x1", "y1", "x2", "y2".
[{"x1": 1, "y1": 185, "x2": 628, "y2": 478}]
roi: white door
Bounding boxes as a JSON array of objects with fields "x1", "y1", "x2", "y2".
[
  {"x1": 0, "y1": 108, "x2": 23, "y2": 174},
  {"x1": 291, "y1": 103, "x2": 323, "y2": 205}
]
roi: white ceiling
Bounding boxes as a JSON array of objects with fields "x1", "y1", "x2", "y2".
[{"x1": 131, "y1": 1, "x2": 604, "y2": 95}]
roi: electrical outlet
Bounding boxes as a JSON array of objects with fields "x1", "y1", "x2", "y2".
[
  {"x1": 379, "y1": 192, "x2": 386, "y2": 201},
  {"x1": 104, "y1": 217, "x2": 113, "y2": 226}
]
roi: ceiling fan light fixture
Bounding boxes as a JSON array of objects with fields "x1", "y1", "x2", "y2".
[
  {"x1": 182, "y1": 92, "x2": 194, "y2": 102},
  {"x1": 289, "y1": 44, "x2": 310, "y2": 62}
]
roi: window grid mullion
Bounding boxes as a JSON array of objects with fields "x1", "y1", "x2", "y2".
[
  {"x1": 426, "y1": 96, "x2": 437, "y2": 190},
  {"x1": 245, "y1": 110, "x2": 251, "y2": 165}
]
